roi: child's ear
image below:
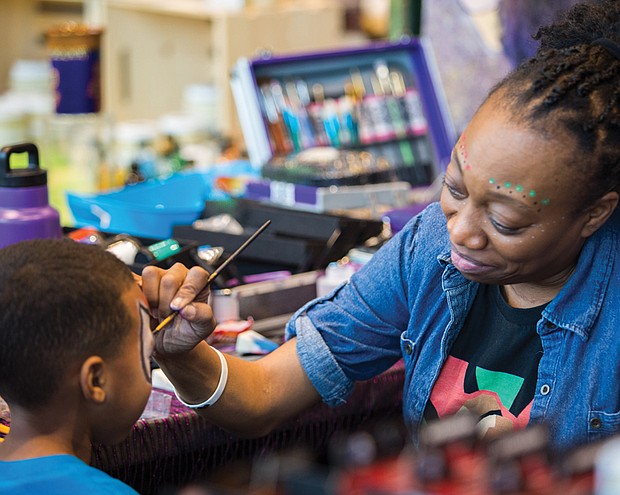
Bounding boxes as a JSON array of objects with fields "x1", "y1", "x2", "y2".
[{"x1": 79, "y1": 356, "x2": 107, "y2": 404}]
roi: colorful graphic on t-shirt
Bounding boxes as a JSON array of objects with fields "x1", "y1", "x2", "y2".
[
  {"x1": 427, "y1": 355, "x2": 532, "y2": 438},
  {"x1": 424, "y1": 284, "x2": 545, "y2": 439}
]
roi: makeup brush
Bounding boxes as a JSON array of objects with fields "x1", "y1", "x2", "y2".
[{"x1": 152, "y1": 219, "x2": 272, "y2": 334}]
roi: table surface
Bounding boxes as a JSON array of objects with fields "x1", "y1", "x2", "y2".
[{"x1": 91, "y1": 361, "x2": 406, "y2": 495}]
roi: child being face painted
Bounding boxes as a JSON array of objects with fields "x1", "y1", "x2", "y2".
[
  {"x1": 0, "y1": 239, "x2": 153, "y2": 495},
  {"x1": 89, "y1": 286, "x2": 155, "y2": 447}
]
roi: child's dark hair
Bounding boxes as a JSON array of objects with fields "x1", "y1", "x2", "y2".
[
  {"x1": 0, "y1": 239, "x2": 136, "y2": 409},
  {"x1": 491, "y1": 0, "x2": 620, "y2": 210}
]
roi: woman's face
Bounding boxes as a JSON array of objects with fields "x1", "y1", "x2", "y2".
[{"x1": 440, "y1": 97, "x2": 594, "y2": 288}]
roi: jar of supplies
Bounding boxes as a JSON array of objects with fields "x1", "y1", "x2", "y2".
[{"x1": 45, "y1": 22, "x2": 103, "y2": 114}]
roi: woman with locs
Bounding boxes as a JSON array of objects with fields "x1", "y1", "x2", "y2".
[{"x1": 142, "y1": 0, "x2": 620, "y2": 452}]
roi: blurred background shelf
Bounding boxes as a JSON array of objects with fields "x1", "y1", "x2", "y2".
[{"x1": 0, "y1": 0, "x2": 356, "y2": 144}]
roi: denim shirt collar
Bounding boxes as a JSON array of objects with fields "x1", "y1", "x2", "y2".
[
  {"x1": 545, "y1": 218, "x2": 618, "y2": 340},
  {"x1": 435, "y1": 213, "x2": 618, "y2": 341}
]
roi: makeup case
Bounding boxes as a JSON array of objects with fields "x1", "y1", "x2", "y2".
[{"x1": 230, "y1": 37, "x2": 457, "y2": 199}]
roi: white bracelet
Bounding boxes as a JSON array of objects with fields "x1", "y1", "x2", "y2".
[{"x1": 174, "y1": 347, "x2": 228, "y2": 409}]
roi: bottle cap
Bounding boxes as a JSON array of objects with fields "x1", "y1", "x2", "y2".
[{"x1": 0, "y1": 143, "x2": 47, "y2": 188}]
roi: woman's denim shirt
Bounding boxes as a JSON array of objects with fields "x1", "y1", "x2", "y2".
[{"x1": 285, "y1": 202, "x2": 620, "y2": 452}]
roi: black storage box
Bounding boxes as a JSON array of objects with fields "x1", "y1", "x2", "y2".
[{"x1": 172, "y1": 199, "x2": 384, "y2": 274}]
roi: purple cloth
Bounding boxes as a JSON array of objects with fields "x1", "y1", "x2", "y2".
[
  {"x1": 385, "y1": 202, "x2": 430, "y2": 233},
  {"x1": 91, "y1": 363, "x2": 405, "y2": 495},
  {"x1": 498, "y1": 0, "x2": 585, "y2": 67}
]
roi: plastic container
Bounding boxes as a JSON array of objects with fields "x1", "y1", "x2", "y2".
[
  {"x1": 0, "y1": 97, "x2": 28, "y2": 146},
  {"x1": 316, "y1": 261, "x2": 357, "y2": 297},
  {"x1": 0, "y1": 143, "x2": 62, "y2": 248},
  {"x1": 66, "y1": 160, "x2": 258, "y2": 238},
  {"x1": 9, "y1": 59, "x2": 53, "y2": 95},
  {"x1": 158, "y1": 112, "x2": 206, "y2": 147},
  {"x1": 66, "y1": 173, "x2": 208, "y2": 238},
  {"x1": 183, "y1": 84, "x2": 219, "y2": 134},
  {"x1": 111, "y1": 119, "x2": 158, "y2": 177},
  {"x1": 45, "y1": 22, "x2": 103, "y2": 114},
  {"x1": 595, "y1": 436, "x2": 620, "y2": 495}
]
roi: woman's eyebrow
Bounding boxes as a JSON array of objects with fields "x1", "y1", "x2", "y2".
[{"x1": 451, "y1": 149, "x2": 463, "y2": 172}]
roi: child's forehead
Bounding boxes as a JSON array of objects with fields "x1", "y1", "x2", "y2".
[
  {"x1": 125, "y1": 281, "x2": 148, "y2": 306},
  {"x1": 138, "y1": 291, "x2": 149, "y2": 309},
  {"x1": 121, "y1": 290, "x2": 153, "y2": 354},
  {"x1": 121, "y1": 285, "x2": 149, "y2": 326}
]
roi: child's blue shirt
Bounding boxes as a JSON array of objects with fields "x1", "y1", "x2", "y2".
[{"x1": 0, "y1": 454, "x2": 138, "y2": 494}]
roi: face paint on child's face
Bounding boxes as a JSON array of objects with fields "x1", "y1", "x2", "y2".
[{"x1": 138, "y1": 304, "x2": 155, "y2": 383}]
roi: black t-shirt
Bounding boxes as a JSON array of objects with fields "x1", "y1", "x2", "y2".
[{"x1": 424, "y1": 284, "x2": 546, "y2": 437}]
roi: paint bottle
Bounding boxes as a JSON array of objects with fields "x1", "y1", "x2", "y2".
[
  {"x1": 416, "y1": 412, "x2": 485, "y2": 493},
  {"x1": 595, "y1": 436, "x2": 620, "y2": 495},
  {"x1": 487, "y1": 423, "x2": 557, "y2": 495},
  {"x1": 105, "y1": 235, "x2": 142, "y2": 265},
  {"x1": 316, "y1": 261, "x2": 356, "y2": 297},
  {"x1": 0, "y1": 143, "x2": 62, "y2": 248},
  {"x1": 557, "y1": 440, "x2": 600, "y2": 495}
]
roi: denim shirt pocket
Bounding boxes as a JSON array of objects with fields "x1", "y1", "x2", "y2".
[{"x1": 588, "y1": 409, "x2": 620, "y2": 442}]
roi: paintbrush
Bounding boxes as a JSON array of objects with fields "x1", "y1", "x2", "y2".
[{"x1": 152, "y1": 219, "x2": 272, "y2": 334}]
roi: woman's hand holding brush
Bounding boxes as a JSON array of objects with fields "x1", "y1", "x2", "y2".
[{"x1": 142, "y1": 220, "x2": 271, "y2": 354}]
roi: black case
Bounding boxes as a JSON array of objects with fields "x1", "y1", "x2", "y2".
[{"x1": 172, "y1": 199, "x2": 383, "y2": 274}]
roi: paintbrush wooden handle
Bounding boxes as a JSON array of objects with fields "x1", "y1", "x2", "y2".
[{"x1": 152, "y1": 220, "x2": 271, "y2": 333}]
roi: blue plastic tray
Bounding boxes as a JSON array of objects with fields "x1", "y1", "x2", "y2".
[{"x1": 67, "y1": 161, "x2": 257, "y2": 238}]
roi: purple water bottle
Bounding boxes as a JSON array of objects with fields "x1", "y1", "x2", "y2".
[{"x1": 0, "y1": 143, "x2": 62, "y2": 248}]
